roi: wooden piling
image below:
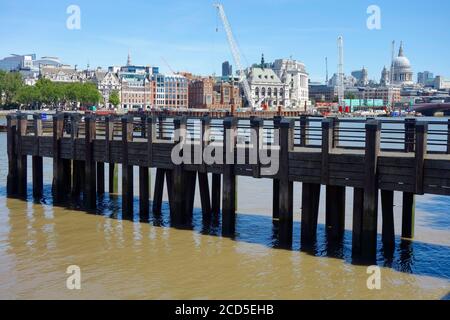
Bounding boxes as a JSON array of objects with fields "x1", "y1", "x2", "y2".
[
  {"x1": 122, "y1": 115, "x2": 134, "y2": 216},
  {"x1": 352, "y1": 188, "x2": 364, "y2": 256},
  {"x1": 16, "y1": 113, "x2": 28, "y2": 198},
  {"x1": 198, "y1": 172, "x2": 212, "y2": 217},
  {"x1": 272, "y1": 116, "x2": 281, "y2": 220},
  {"x1": 106, "y1": 116, "x2": 118, "y2": 194},
  {"x1": 6, "y1": 115, "x2": 18, "y2": 197},
  {"x1": 139, "y1": 166, "x2": 149, "y2": 217},
  {"x1": 360, "y1": 120, "x2": 381, "y2": 260},
  {"x1": 70, "y1": 114, "x2": 83, "y2": 197},
  {"x1": 381, "y1": 190, "x2": 395, "y2": 250},
  {"x1": 212, "y1": 173, "x2": 221, "y2": 215},
  {"x1": 84, "y1": 115, "x2": 97, "y2": 210},
  {"x1": 402, "y1": 193, "x2": 415, "y2": 239},
  {"x1": 52, "y1": 113, "x2": 65, "y2": 203},
  {"x1": 250, "y1": 117, "x2": 263, "y2": 178},
  {"x1": 152, "y1": 169, "x2": 165, "y2": 215},
  {"x1": 325, "y1": 185, "x2": 346, "y2": 241},
  {"x1": 301, "y1": 183, "x2": 321, "y2": 244},
  {"x1": 97, "y1": 163, "x2": 105, "y2": 195},
  {"x1": 185, "y1": 171, "x2": 197, "y2": 220},
  {"x1": 278, "y1": 118, "x2": 294, "y2": 247},
  {"x1": 222, "y1": 117, "x2": 238, "y2": 236},
  {"x1": 32, "y1": 114, "x2": 43, "y2": 198},
  {"x1": 171, "y1": 116, "x2": 187, "y2": 226},
  {"x1": 299, "y1": 115, "x2": 309, "y2": 147}
]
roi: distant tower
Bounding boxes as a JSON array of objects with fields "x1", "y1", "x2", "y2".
[
  {"x1": 380, "y1": 66, "x2": 390, "y2": 86},
  {"x1": 222, "y1": 61, "x2": 232, "y2": 77},
  {"x1": 337, "y1": 36, "x2": 345, "y2": 106},
  {"x1": 325, "y1": 57, "x2": 329, "y2": 84},
  {"x1": 261, "y1": 54, "x2": 265, "y2": 69},
  {"x1": 127, "y1": 51, "x2": 132, "y2": 66},
  {"x1": 360, "y1": 66, "x2": 368, "y2": 86}
]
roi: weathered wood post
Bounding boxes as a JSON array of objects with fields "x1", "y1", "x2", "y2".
[
  {"x1": 16, "y1": 113, "x2": 28, "y2": 198},
  {"x1": 97, "y1": 163, "x2": 105, "y2": 196},
  {"x1": 299, "y1": 115, "x2": 309, "y2": 147},
  {"x1": 171, "y1": 116, "x2": 188, "y2": 226},
  {"x1": 84, "y1": 115, "x2": 97, "y2": 210},
  {"x1": 402, "y1": 118, "x2": 417, "y2": 239},
  {"x1": 7, "y1": 115, "x2": 18, "y2": 197},
  {"x1": 212, "y1": 173, "x2": 221, "y2": 216},
  {"x1": 402, "y1": 121, "x2": 428, "y2": 239},
  {"x1": 272, "y1": 116, "x2": 282, "y2": 221},
  {"x1": 140, "y1": 114, "x2": 147, "y2": 138},
  {"x1": 139, "y1": 115, "x2": 151, "y2": 218},
  {"x1": 61, "y1": 114, "x2": 72, "y2": 196},
  {"x1": 122, "y1": 115, "x2": 134, "y2": 216},
  {"x1": 250, "y1": 117, "x2": 263, "y2": 178},
  {"x1": 32, "y1": 114, "x2": 43, "y2": 198},
  {"x1": 199, "y1": 115, "x2": 212, "y2": 217},
  {"x1": 106, "y1": 116, "x2": 118, "y2": 194},
  {"x1": 355, "y1": 119, "x2": 381, "y2": 260},
  {"x1": 381, "y1": 189, "x2": 395, "y2": 251},
  {"x1": 71, "y1": 114, "x2": 84, "y2": 197},
  {"x1": 323, "y1": 118, "x2": 346, "y2": 241},
  {"x1": 278, "y1": 118, "x2": 294, "y2": 247},
  {"x1": 222, "y1": 116, "x2": 238, "y2": 236},
  {"x1": 52, "y1": 113, "x2": 65, "y2": 203}
]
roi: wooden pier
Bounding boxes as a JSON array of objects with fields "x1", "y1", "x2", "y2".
[{"x1": 5, "y1": 112, "x2": 450, "y2": 261}]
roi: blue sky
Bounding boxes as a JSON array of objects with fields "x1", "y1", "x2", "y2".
[{"x1": 0, "y1": 0, "x2": 449, "y2": 82}]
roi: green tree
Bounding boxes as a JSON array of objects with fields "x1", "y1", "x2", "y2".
[
  {"x1": 78, "y1": 82, "x2": 101, "y2": 107},
  {"x1": 16, "y1": 85, "x2": 41, "y2": 109},
  {"x1": 0, "y1": 72, "x2": 24, "y2": 105},
  {"x1": 36, "y1": 78, "x2": 57, "y2": 108},
  {"x1": 109, "y1": 90, "x2": 120, "y2": 108}
]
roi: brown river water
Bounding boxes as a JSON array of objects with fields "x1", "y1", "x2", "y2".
[{"x1": 0, "y1": 131, "x2": 449, "y2": 300}]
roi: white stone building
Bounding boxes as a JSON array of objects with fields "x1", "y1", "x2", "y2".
[
  {"x1": 40, "y1": 65, "x2": 80, "y2": 83},
  {"x1": 272, "y1": 59, "x2": 309, "y2": 108},
  {"x1": 246, "y1": 56, "x2": 309, "y2": 109},
  {"x1": 392, "y1": 42, "x2": 414, "y2": 86},
  {"x1": 93, "y1": 70, "x2": 121, "y2": 108}
]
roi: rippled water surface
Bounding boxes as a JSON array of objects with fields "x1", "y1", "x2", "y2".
[{"x1": 0, "y1": 131, "x2": 449, "y2": 300}]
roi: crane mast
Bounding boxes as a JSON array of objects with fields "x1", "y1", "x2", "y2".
[
  {"x1": 388, "y1": 40, "x2": 396, "y2": 109},
  {"x1": 214, "y1": 3, "x2": 255, "y2": 110},
  {"x1": 337, "y1": 36, "x2": 345, "y2": 108}
]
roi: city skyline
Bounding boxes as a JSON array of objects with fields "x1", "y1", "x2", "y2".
[{"x1": 1, "y1": 0, "x2": 449, "y2": 82}]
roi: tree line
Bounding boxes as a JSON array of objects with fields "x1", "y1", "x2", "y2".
[{"x1": 0, "y1": 70, "x2": 112, "y2": 110}]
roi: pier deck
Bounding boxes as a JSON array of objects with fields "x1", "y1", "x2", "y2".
[{"x1": 5, "y1": 112, "x2": 450, "y2": 260}]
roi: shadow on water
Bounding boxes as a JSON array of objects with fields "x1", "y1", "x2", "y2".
[{"x1": 3, "y1": 184, "x2": 450, "y2": 282}]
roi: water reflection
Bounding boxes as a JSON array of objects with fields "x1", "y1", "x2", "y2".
[{"x1": 6, "y1": 183, "x2": 449, "y2": 282}]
